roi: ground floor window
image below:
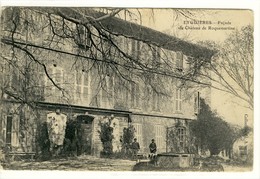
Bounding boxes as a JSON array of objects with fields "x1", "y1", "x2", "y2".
[
  {"x1": 155, "y1": 125, "x2": 164, "y2": 152},
  {"x1": 177, "y1": 127, "x2": 186, "y2": 151},
  {"x1": 133, "y1": 123, "x2": 142, "y2": 149},
  {"x1": 4, "y1": 115, "x2": 19, "y2": 149}
]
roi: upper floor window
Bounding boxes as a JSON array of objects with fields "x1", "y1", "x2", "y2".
[
  {"x1": 194, "y1": 91, "x2": 200, "y2": 115},
  {"x1": 121, "y1": 37, "x2": 131, "y2": 55},
  {"x1": 176, "y1": 51, "x2": 184, "y2": 71},
  {"x1": 76, "y1": 24, "x2": 91, "y2": 50},
  {"x1": 45, "y1": 66, "x2": 64, "y2": 93},
  {"x1": 130, "y1": 82, "x2": 140, "y2": 109},
  {"x1": 152, "y1": 46, "x2": 161, "y2": 68},
  {"x1": 132, "y1": 40, "x2": 140, "y2": 58},
  {"x1": 152, "y1": 90, "x2": 160, "y2": 111},
  {"x1": 175, "y1": 88, "x2": 182, "y2": 112},
  {"x1": 100, "y1": 75, "x2": 114, "y2": 108},
  {"x1": 75, "y1": 70, "x2": 90, "y2": 101}
]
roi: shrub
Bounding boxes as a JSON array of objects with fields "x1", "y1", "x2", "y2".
[
  {"x1": 120, "y1": 125, "x2": 135, "y2": 158},
  {"x1": 98, "y1": 117, "x2": 114, "y2": 157}
]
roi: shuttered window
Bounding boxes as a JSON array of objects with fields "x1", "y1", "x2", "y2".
[
  {"x1": 132, "y1": 40, "x2": 140, "y2": 58},
  {"x1": 155, "y1": 125, "x2": 164, "y2": 151},
  {"x1": 75, "y1": 71, "x2": 90, "y2": 101},
  {"x1": 100, "y1": 75, "x2": 114, "y2": 108},
  {"x1": 130, "y1": 83, "x2": 140, "y2": 108},
  {"x1": 176, "y1": 51, "x2": 184, "y2": 71},
  {"x1": 133, "y1": 123, "x2": 142, "y2": 148},
  {"x1": 152, "y1": 91, "x2": 160, "y2": 111},
  {"x1": 194, "y1": 91, "x2": 200, "y2": 115},
  {"x1": 45, "y1": 66, "x2": 64, "y2": 94},
  {"x1": 175, "y1": 88, "x2": 182, "y2": 112}
]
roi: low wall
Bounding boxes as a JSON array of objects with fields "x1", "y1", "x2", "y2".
[{"x1": 156, "y1": 153, "x2": 194, "y2": 168}]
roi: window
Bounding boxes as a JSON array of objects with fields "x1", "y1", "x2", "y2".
[
  {"x1": 132, "y1": 40, "x2": 140, "y2": 58},
  {"x1": 130, "y1": 82, "x2": 140, "y2": 108},
  {"x1": 11, "y1": 115, "x2": 19, "y2": 147},
  {"x1": 35, "y1": 70, "x2": 45, "y2": 100},
  {"x1": 6, "y1": 115, "x2": 12, "y2": 147},
  {"x1": 177, "y1": 127, "x2": 186, "y2": 151},
  {"x1": 123, "y1": 37, "x2": 131, "y2": 54},
  {"x1": 76, "y1": 24, "x2": 91, "y2": 50},
  {"x1": 152, "y1": 46, "x2": 161, "y2": 68},
  {"x1": 194, "y1": 91, "x2": 200, "y2": 115},
  {"x1": 175, "y1": 88, "x2": 182, "y2": 112},
  {"x1": 100, "y1": 75, "x2": 114, "y2": 108},
  {"x1": 133, "y1": 123, "x2": 142, "y2": 148},
  {"x1": 176, "y1": 51, "x2": 184, "y2": 71},
  {"x1": 1, "y1": 116, "x2": 6, "y2": 144},
  {"x1": 155, "y1": 125, "x2": 164, "y2": 151},
  {"x1": 152, "y1": 90, "x2": 160, "y2": 111},
  {"x1": 75, "y1": 70, "x2": 90, "y2": 101},
  {"x1": 239, "y1": 146, "x2": 247, "y2": 156},
  {"x1": 4, "y1": 115, "x2": 19, "y2": 148},
  {"x1": 45, "y1": 66, "x2": 64, "y2": 94}
]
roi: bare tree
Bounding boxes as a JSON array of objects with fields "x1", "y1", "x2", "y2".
[
  {"x1": 0, "y1": 7, "x2": 214, "y2": 106},
  {"x1": 199, "y1": 25, "x2": 253, "y2": 109}
]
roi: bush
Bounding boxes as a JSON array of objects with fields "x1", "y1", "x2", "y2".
[
  {"x1": 98, "y1": 117, "x2": 114, "y2": 157},
  {"x1": 120, "y1": 125, "x2": 135, "y2": 158}
]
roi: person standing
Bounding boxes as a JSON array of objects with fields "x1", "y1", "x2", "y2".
[
  {"x1": 149, "y1": 139, "x2": 157, "y2": 154},
  {"x1": 131, "y1": 138, "x2": 140, "y2": 156}
]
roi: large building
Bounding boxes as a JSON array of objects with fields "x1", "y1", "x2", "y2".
[{"x1": 0, "y1": 7, "x2": 215, "y2": 157}]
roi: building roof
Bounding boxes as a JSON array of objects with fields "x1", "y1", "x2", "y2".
[{"x1": 92, "y1": 11, "x2": 216, "y2": 60}]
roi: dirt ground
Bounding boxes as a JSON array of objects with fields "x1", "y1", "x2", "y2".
[
  {"x1": 2, "y1": 155, "x2": 137, "y2": 171},
  {"x1": 1, "y1": 155, "x2": 253, "y2": 172}
]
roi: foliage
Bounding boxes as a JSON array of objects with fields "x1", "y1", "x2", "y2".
[
  {"x1": 239, "y1": 126, "x2": 252, "y2": 137},
  {"x1": 98, "y1": 118, "x2": 114, "y2": 156},
  {"x1": 190, "y1": 98, "x2": 238, "y2": 155},
  {"x1": 167, "y1": 127, "x2": 186, "y2": 153},
  {"x1": 120, "y1": 125, "x2": 135, "y2": 158}
]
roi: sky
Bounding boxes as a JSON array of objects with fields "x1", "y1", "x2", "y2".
[{"x1": 137, "y1": 9, "x2": 254, "y2": 127}]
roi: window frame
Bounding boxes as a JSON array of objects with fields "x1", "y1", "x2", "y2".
[
  {"x1": 45, "y1": 66, "x2": 64, "y2": 93},
  {"x1": 155, "y1": 125, "x2": 164, "y2": 151},
  {"x1": 152, "y1": 90, "x2": 160, "y2": 112},
  {"x1": 100, "y1": 75, "x2": 115, "y2": 108},
  {"x1": 74, "y1": 70, "x2": 91, "y2": 102},
  {"x1": 132, "y1": 39, "x2": 140, "y2": 58},
  {"x1": 176, "y1": 51, "x2": 184, "y2": 71},
  {"x1": 194, "y1": 91, "x2": 200, "y2": 115},
  {"x1": 133, "y1": 123, "x2": 143, "y2": 148},
  {"x1": 175, "y1": 88, "x2": 182, "y2": 112},
  {"x1": 177, "y1": 127, "x2": 186, "y2": 151},
  {"x1": 130, "y1": 82, "x2": 140, "y2": 109}
]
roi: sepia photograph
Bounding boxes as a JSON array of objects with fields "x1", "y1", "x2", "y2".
[{"x1": 0, "y1": 3, "x2": 258, "y2": 177}]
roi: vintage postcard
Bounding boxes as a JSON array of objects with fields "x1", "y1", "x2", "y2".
[{"x1": 0, "y1": 4, "x2": 258, "y2": 179}]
